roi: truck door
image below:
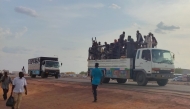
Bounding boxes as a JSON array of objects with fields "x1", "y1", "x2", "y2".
[
  {"x1": 135, "y1": 50, "x2": 141, "y2": 69},
  {"x1": 136, "y1": 49, "x2": 152, "y2": 73}
]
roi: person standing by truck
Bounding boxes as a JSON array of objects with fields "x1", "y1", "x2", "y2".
[
  {"x1": 0, "y1": 72, "x2": 12, "y2": 100},
  {"x1": 91, "y1": 63, "x2": 103, "y2": 102}
]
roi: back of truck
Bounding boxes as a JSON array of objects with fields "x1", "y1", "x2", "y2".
[{"x1": 87, "y1": 58, "x2": 133, "y2": 83}]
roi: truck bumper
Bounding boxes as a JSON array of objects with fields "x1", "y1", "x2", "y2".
[
  {"x1": 146, "y1": 73, "x2": 174, "y2": 79},
  {"x1": 45, "y1": 70, "x2": 59, "y2": 76}
]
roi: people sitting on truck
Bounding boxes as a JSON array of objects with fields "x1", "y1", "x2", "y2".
[
  {"x1": 136, "y1": 30, "x2": 144, "y2": 48},
  {"x1": 109, "y1": 43, "x2": 115, "y2": 59},
  {"x1": 152, "y1": 34, "x2": 157, "y2": 48},
  {"x1": 89, "y1": 40, "x2": 98, "y2": 60},
  {"x1": 128, "y1": 35, "x2": 134, "y2": 42},
  {"x1": 97, "y1": 42, "x2": 102, "y2": 59},
  {"x1": 112, "y1": 40, "x2": 120, "y2": 59},
  {"x1": 147, "y1": 33, "x2": 152, "y2": 48},
  {"x1": 88, "y1": 47, "x2": 92, "y2": 60},
  {"x1": 114, "y1": 39, "x2": 117, "y2": 43},
  {"x1": 88, "y1": 41, "x2": 96, "y2": 60},
  {"x1": 104, "y1": 42, "x2": 109, "y2": 51},
  {"x1": 104, "y1": 42, "x2": 110, "y2": 59},
  {"x1": 122, "y1": 39, "x2": 128, "y2": 56},
  {"x1": 119, "y1": 31, "x2": 125, "y2": 47},
  {"x1": 142, "y1": 35, "x2": 148, "y2": 48}
]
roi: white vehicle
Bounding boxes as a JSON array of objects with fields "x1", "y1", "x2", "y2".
[
  {"x1": 88, "y1": 48, "x2": 175, "y2": 86},
  {"x1": 28, "y1": 57, "x2": 62, "y2": 79}
]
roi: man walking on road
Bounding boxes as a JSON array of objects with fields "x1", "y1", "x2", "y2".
[
  {"x1": 11, "y1": 72, "x2": 27, "y2": 109},
  {"x1": 91, "y1": 63, "x2": 103, "y2": 102},
  {"x1": 0, "y1": 72, "x2": 12, "y2": 100}
]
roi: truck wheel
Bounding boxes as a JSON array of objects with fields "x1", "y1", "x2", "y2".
[
  {"x1": 55, "y1": 73, "x2": 59, "y2": 79},
  {"x1": 136, "y1": 73, "x2": 148, "y2": 86},
  {"x1": 103, "y1": 78, "x2": 110, "y2": 83},
  {"x1": 31, "y1": 75, "x2": 36, "y2": 78},
  {"x1": 41, "y1": 72, "x2": 45, "y2": 78},
  {"x1": 117, "y1": 78, "x2": 127, "y2": 84},
  {"x1": 157, "y1": 79, "x2": 168, "y2": 86},
  {"x1": 55, "y1": 75, "x2": 58, "y2": 79}
]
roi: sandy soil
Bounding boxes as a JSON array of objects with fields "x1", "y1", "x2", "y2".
[{"x1": 1, "y1": 79, "x2": 190, "y2": 109}]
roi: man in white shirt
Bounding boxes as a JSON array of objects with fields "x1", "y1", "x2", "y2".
[{"x1": 11, "y1": 72, "x2": 27, "y2": 109}]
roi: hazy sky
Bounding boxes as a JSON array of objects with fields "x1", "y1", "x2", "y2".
[{"x1": 0, "y1": 0, "x2": 190, "y2": 73}]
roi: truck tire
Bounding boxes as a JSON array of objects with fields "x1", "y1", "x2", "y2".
[
  {"x1": 55, "y1": 73, "x2": 59, "y2": 79},
  {"x1": 41, "y1": 72, "x2": 45, "y2": 78},
  {"x1": 103, "y1": 78, "x2": 110, "y2": 83},
  {"x1": 55, "y1": 75, "x2": 58, "y2": 79},
  {"x1": 157, "y1": 79, "x2": 168, "y2": 86},
  {"x1": 136, "y1": 72, "x2": 148, "y2": 86},
  {"x1": 117, "y1": 78, "x2": 127, "y2": 84},
  {"x1": 31, "y1": 75, "x2": 36, "y2": 78}
]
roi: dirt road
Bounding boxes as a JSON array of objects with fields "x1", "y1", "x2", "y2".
[{"x1": 1, "y1": 78, "x2": 190, "y2": 109}]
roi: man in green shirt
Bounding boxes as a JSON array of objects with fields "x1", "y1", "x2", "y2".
[{"x1": 91, "y1": 63, "x2": 103, "y2": 102}]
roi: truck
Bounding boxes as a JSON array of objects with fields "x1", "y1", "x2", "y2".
[
  {"x1": 28, "y1": 57, "x2": 62, "y2": 79},
  {"x1": 88, "y1": 42, "x2": 175, "y2": 86}
]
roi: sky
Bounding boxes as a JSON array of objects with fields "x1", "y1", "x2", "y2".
[{"x1": 0, "y1": 0, "x2": 190, "y2": 73}]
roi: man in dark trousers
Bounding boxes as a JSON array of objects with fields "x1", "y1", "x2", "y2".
[
  {"x1": 152, "y1": 34, "x2": 158, "y2": 48},
  {"x1": 0, "y1": 72, "x2": 3, "y2": 79},
  {"x1": 91, "y1": 63, "x2": 103, "y2": 102},
  {"x1": 136, "y1": 30, "x2": 143, "y2": 48},
  {"x1": 119, "y1": 31, "x2": 125, "y2": 46},
  {"x1": 0, "y1": 72, "x2": 12, "y2": 100}
]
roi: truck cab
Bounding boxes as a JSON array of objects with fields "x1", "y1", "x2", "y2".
[
  {"x1": 28, "y1": 57, "x2": 62, "y2": 79},
  {"x1": 41, "y1": 60, "x2": 62, "y2": 78},
  {"x1": 133, "y1": 48, "x2": 175, "y2": 86}
]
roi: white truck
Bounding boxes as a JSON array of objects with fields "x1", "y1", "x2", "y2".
[
  {"x1": 88, "y1": 48, "x2": 175, "y2": 86},
  {"x1": 28, "y1": 57, "x2": 62, "y2": 79}
]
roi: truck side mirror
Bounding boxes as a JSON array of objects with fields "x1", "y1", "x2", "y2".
[{"x1": 61, "y1": 63, "x2": 62, "y2": 66}]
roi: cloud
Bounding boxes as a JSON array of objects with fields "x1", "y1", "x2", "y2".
[
  {"x1": 109, "y1": 4, "x2": 121, "y2": 9},
  {"x1": 155, "y1": 28, "x2": 166, "y2": 34},
  {"x1": 15, "y1": 27, "x2": 28, "y2": 38},
  {"x1": 125, "y1": 0, "x2": 190, "y2": 28},
  {"x1": 0, "y1": 26, "x2": 27, "y2": 39},
  {"x1": 2, "y1": 46, "x2": 30, "y2": 54},
  {"x1": 157, "y1": 22, "x2": 180, "y2": 31},
  {"x1": 132, "y1": 23, "x2": 141, "y2": 29},
  {"x1": 155, "y1": 22, "x2": 180, "y2": 34},
  {"x1": 0, "y1": 27, "x2": 12, "y2": 38},
  {"x1": 14, "y1": 6, "x2": 38, "y2": 17},
  {"x1": 60, "y1": 3, "x2": 104, "y2": 10}
]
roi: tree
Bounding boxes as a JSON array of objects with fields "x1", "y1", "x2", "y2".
[
  {"x1": 175, "y1": 68, "x2": 183, "y2": 74},
  {"x1": 80, "y1": 71, "x2": 87, "y2": 75}
]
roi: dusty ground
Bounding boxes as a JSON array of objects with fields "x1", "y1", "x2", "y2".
[{"x1": 1, "y1": 79, "x2": 190, "y2": 109}]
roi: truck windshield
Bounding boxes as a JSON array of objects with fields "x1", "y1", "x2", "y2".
[
  {"x1": 45, "y1": 61, "x2": 60, "y2": 68},
  {"x1": 152, "y1": 49, "x2": 174, "y2": 64}
]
